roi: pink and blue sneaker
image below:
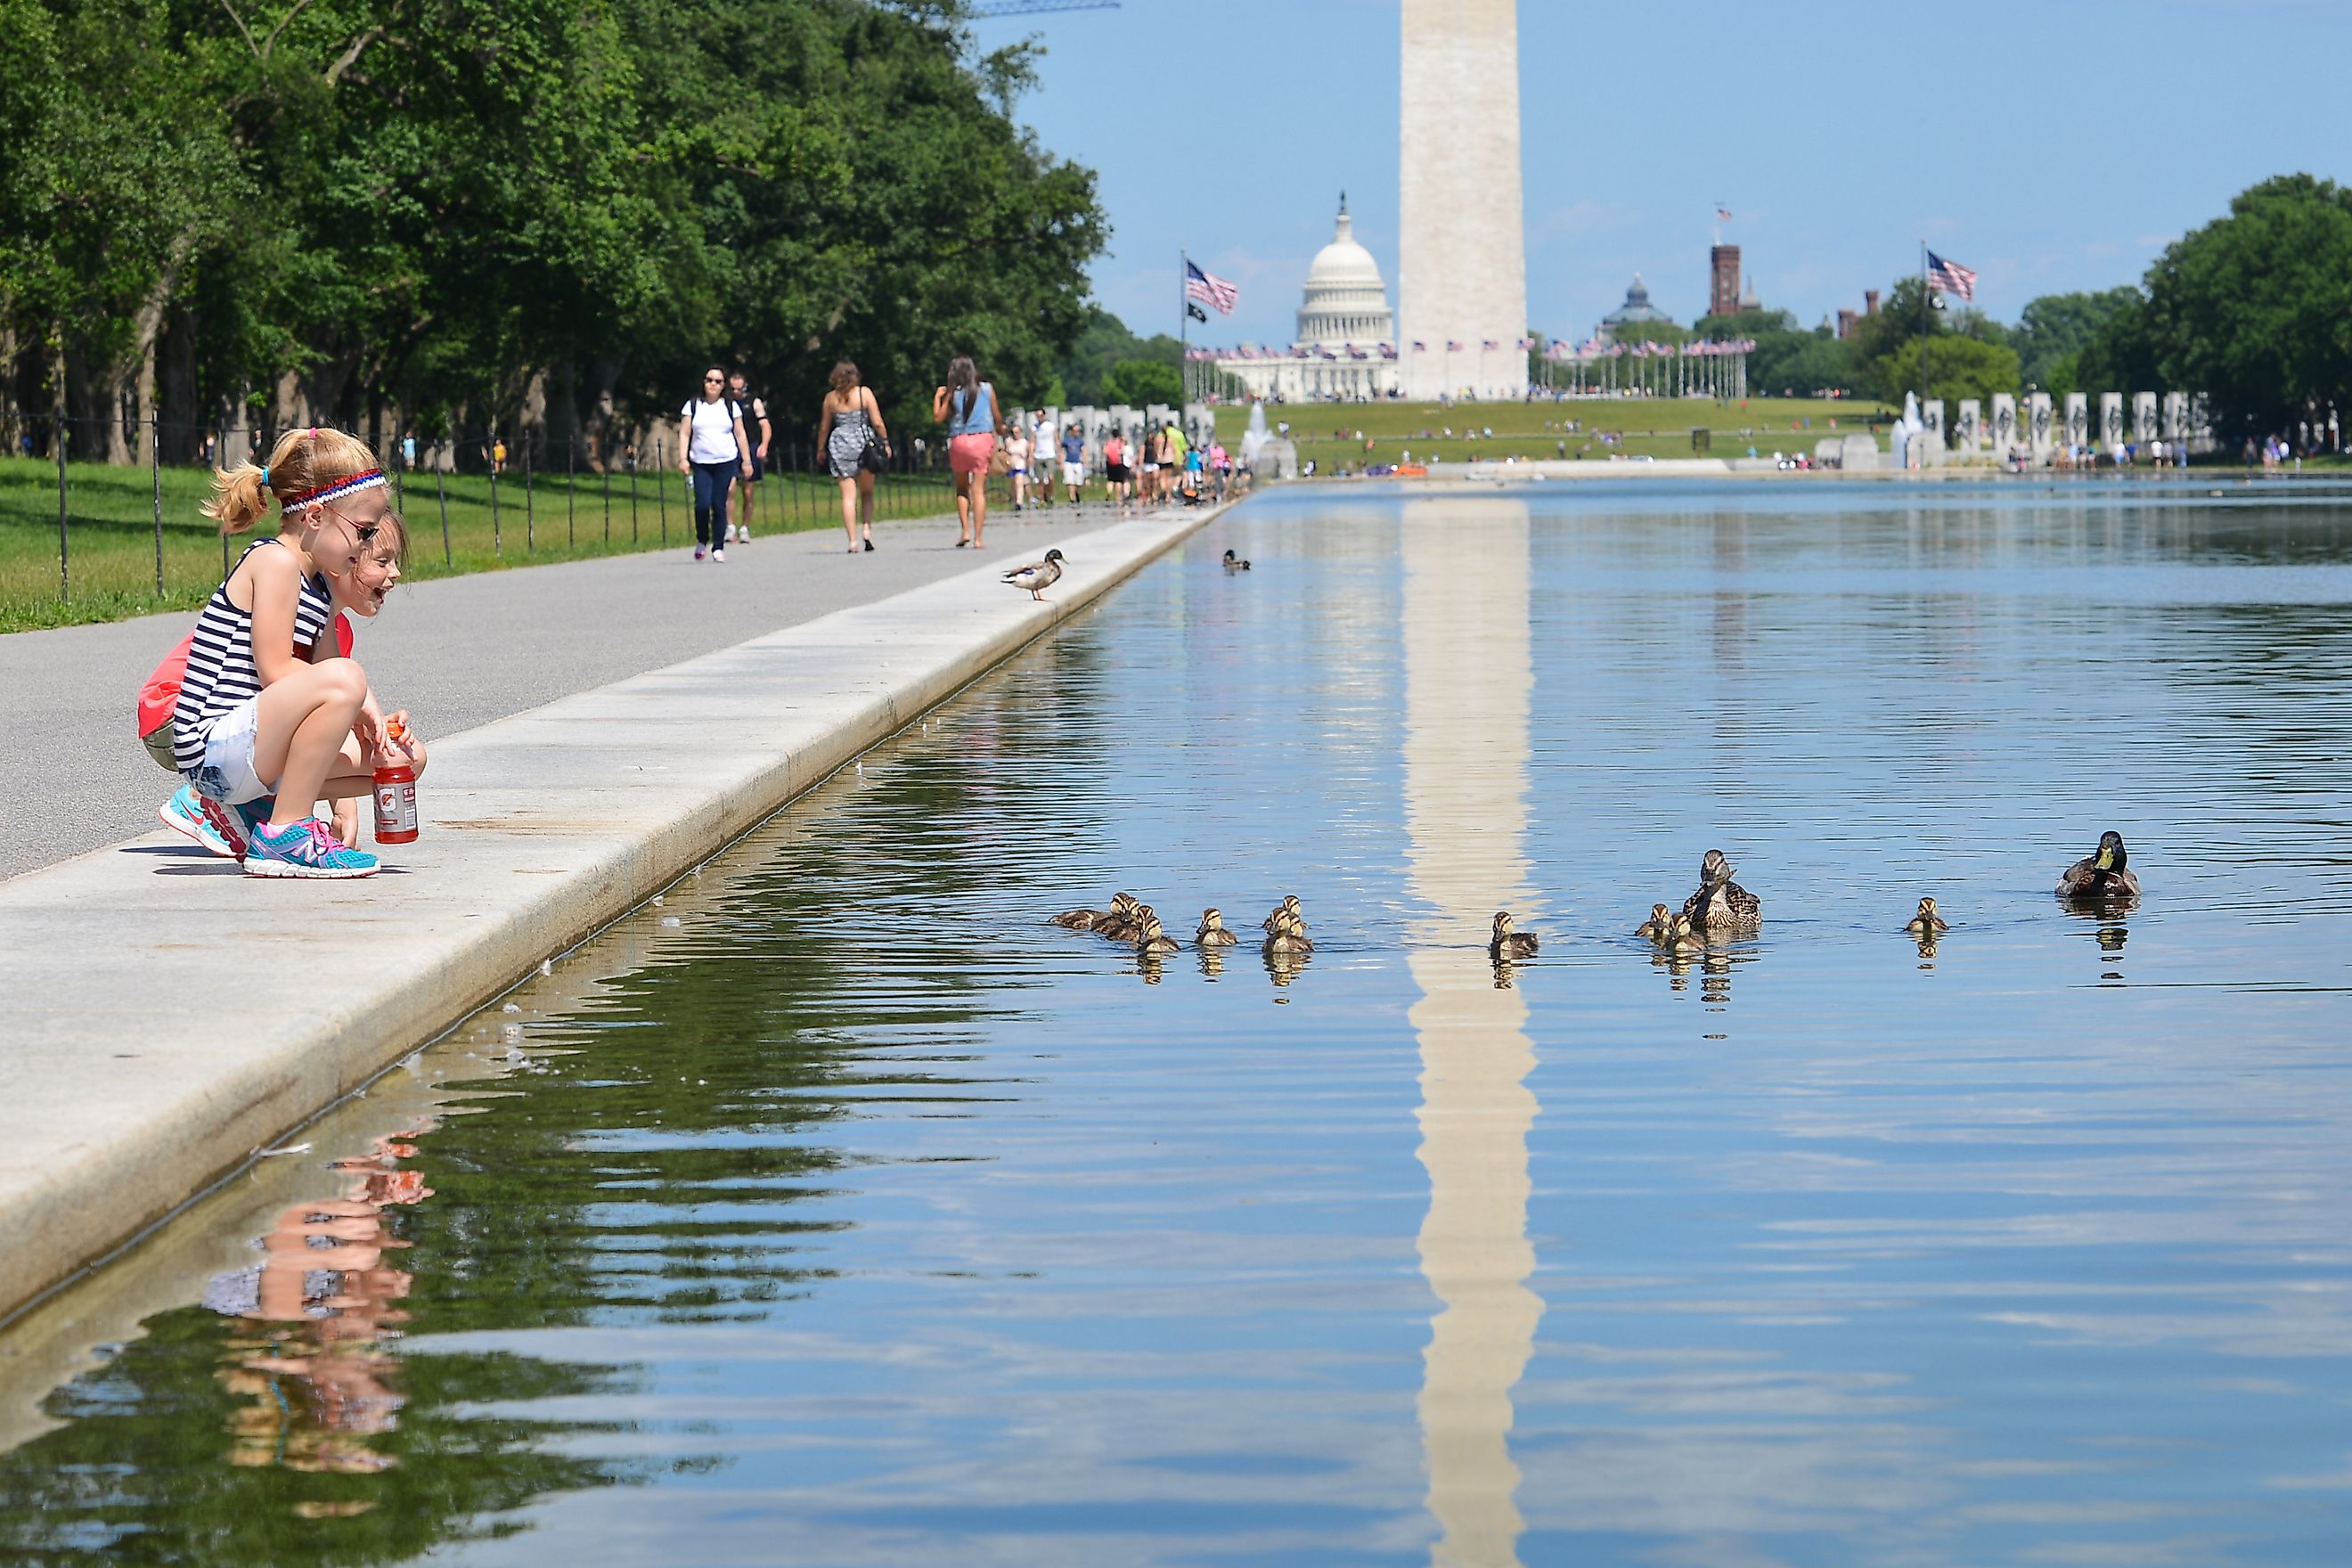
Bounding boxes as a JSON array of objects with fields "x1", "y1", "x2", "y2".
[
  {"x1": 242, "y1": 817, "x2": 380, "y2": 879},
  {"x1": 159, "y1": 786, "x2": 234, "y2": 859}
]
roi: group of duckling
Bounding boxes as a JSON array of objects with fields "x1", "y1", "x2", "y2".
[
  {"x1": 1054, "y1": 891, "x2": 1311, "y2": 960},
  {"x1": 1052, "y1": 832, "x2": 2143, "y2": 975}
]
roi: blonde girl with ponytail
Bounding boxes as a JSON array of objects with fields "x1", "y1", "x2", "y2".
[{"x1": 160, "y1": 427, "x2": 424, "y2": 878}]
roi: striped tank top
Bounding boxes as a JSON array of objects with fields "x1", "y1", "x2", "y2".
[{"x1": 171, "y1": 538, "x2": 334, "y2": 772}]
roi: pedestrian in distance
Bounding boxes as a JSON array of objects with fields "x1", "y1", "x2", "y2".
[
  {"x1": 726, "y1": 370, "x2": 772, "y2": 543},
  {"x1": 1005, "y1": 424, "x2": 1032, "y2": 512},
  {"x1": 819, "y1": 360, "x2": 888, "y2": 553},
  {"x1": 1102, "y1": 428, "x2": 1128, "y2": 508},
  {"x1": 1060, "y1": 422, "x2": 1087, "y2": 505},
  {"x1": 1031, "y1": 408, "x2": 1057, "y2": 510},
  {"x1": 677, "y1": 366, "x2": 752, "y2": 562},
  {"x1": 933, "y1": 356, "x2": 1001, "y2": 549}
]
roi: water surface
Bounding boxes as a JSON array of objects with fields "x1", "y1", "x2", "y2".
[{"x1": 5, "y1": 478, "x2": 2352, "y2": 1565}]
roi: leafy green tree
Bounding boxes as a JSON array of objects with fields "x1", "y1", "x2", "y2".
[
  {"x1": 1873, "y1": 335, "x2": 2022, "y2": 408},
  {"x1": 2099, "y1": 174, "x2": 2352, "y2": 438},
  {"x1": 1752, "y1": 327, "x2": 1854, "y2": 396},
  {"x1": 2013, "y1": 287, "x2": 2141, "y2": 389},
  {"x1": 1100, "y1": 356, "x2": 1182, "y2": 409},
  {"x1": 1053, "y1": 306, "x2": 1180, "y2": 406}
]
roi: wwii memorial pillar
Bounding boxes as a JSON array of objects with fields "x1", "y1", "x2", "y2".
[{"x1": 1400, "y1": 0, "x2": 1529, "y2": 403}]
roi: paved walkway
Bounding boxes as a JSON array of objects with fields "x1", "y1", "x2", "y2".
[
  {"x1": 0, "y1": 500, "x2": 1226, "y2": 1325},
  {"x1": 0, "y1": 504, "x2": 1134, "y2": 880}
]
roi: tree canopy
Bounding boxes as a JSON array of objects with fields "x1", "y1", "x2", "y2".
[
  {"x1": 2087, "y1": 174, "x2": 2352, "y2": 438},
  {"x1": 0, "y1": 0, "x2": 1108, "y2": 464}
]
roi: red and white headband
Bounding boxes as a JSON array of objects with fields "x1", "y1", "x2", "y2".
[{"x1": 280, "y1": 470, "x2": 387, "y2": 512}]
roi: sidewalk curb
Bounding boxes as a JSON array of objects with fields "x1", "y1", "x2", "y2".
[{"x1": 0, "y1": 501, "x2": 1230, "y2": 1326}]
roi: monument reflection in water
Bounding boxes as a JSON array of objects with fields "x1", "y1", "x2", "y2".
[{"x1": 1403, "y1": 498, "x2": 1542, "y2": 1565}]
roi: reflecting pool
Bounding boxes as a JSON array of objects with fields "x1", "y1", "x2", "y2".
[{"x1": 5, "y1": 477, "x2": 2352, "y2": 1565}]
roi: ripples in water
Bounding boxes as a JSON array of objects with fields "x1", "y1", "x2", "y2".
[{"x1": 3, "y1": 478, "x2": 2351, "y2": 1564}]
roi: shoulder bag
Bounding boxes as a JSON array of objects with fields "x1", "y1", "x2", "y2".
[{"x1": 858, "y1": 388, "x2": 892, "y2": 474}]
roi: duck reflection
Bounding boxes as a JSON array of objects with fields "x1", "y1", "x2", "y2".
[
  {"x1": 205, "y1": 1129, "x2": 434, "y2": 1477},
  {"x1": 1403, "y1": 496, "x2": 1541, "y2": 1566}
]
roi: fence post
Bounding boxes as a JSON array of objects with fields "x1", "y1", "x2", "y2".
[
  {"x1": 523, "y1": 423, "x2": 535, "y2": 554},
  {"x1": 657, "y1": 436, "x2": 668, "y2": 543},
  {"x1": 602, "y1": 454, "x2": 611, "y2": 543},
  {"x1": 488, "y1": 430, "x2": 502, "y2": 556},
  {"x1": 436, "y1": 450, "x2": 453, "y2": 566},
  {"x1": 54, "y1": 412, "x2": 69, "y2": 602},
  {"x1": 566, "y1": 435, "x2": 576, "y2": 548},
  {"x1": 151, "y1": 411, "x2": 165, "y2": 596},
  {"x1": 629, "y1": 453, "x2": 639, "y2": 542}
]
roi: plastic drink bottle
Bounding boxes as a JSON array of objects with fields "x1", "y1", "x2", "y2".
[{"x1": 372, "y1": 717, "x2": 420, "y2": 844}]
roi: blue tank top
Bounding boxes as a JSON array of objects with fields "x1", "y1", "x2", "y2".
[{"x1": 947, "y1": 382, "x2": 994, "y2": 437}]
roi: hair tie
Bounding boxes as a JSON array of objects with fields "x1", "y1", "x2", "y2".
[
  {"x1": 259, "y1": 466, "x2": 270, "y2": 487},
  {"x1": 308, "y1": 427, "x2": 319, "y2": 440}
]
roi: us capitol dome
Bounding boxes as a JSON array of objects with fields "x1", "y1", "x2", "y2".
[{"x1": 1207, "y1": 195, "x2": 1401, "y2": 402}]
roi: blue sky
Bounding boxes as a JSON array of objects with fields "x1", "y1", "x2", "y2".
[{"x1": 975, "y1": 0, "x2": 2350, "y2": 347}]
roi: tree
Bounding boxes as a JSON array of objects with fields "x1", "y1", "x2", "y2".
[
  {"x1": 2103, "y1": 174, "x2": 2352, "y2": 439},
  {"x1": 1053, "y1": 306, "x2": 1180, "y2": 406},
  {"x1": 1752, "y1": 327, "x2": 1853, "y2": 397},
  {"x1": 1100, "y1": 356, "x2": 1182, "y2": 409},
  {"x1": 1873, "y1": 335, "x2": 2022, "y2": 409},
  {"x1": 2013, "y1": 287, "x2": 2141, "y2": 389}
]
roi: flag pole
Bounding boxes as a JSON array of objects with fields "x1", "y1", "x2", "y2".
[
  {"x1": 1180, "y1": 248, "x2": 1189, "y2": 406},
  {"x1": 1919, "y1": 239, "x2": 1930, "y2": 441}
]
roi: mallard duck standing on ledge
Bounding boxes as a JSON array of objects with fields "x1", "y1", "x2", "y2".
[
  {"x1": 2057, "y1": 830, "x2": 2141, "y2": 905},
  {"x1": 1680, "y1": 849, "x2": 1761, "y2": 933},
  {"x1": 1003, "y1": 548, "x2": 1066, "y2": 601}
]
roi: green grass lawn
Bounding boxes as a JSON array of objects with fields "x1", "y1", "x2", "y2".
[
  {"x1": 0, "y1": 456, "x2": 976, "y2": 633},
  {"x1": 1210, "y1": 395, "x2": 1896, "y2": 467}
]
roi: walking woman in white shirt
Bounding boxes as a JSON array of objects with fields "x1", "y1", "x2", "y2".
[{"x1": 676, "y1": 367, "x2": 752, "y2": 562}]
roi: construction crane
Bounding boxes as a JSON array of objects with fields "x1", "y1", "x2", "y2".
[{"x1": 966, "y1": 0, "x2": 1118, "y2": 16}]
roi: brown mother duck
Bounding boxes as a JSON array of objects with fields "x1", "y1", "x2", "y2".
[{"x1": 1679, "y1": 849, "x2": 1761, "y2": 934}]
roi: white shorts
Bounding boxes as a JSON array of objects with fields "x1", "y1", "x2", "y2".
[
  {"x1": 189, "y1": 693, "x2": 267, "y2": 805},
  {"x1": 1062, "y1": 461, "x2": 1086, "y2": 486}
]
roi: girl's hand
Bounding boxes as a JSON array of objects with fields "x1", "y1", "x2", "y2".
[
  {"x1": 380, "y1": 708, "x2": 421, "y2": 764},
  {"x1": 355, "y1": 694, "x2": 388, "y2": 758}
]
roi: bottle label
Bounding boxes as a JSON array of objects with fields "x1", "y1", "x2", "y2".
[{"x1": 373, "y1": 779, "x2": 418, "y2": 837}]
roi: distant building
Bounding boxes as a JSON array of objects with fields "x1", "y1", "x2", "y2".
[
  {"x1": 1597, "y1": 274, "x2": 1677, "y2": 344},
  {"x1": 1836, "y1": 289, "x2": 1882, "y2": 340},
  {"x1": 1709, "y1": 245, "x2": 1740, "y2": 319},
  {"x1": 1209, "y1": 195, "x2": 1401, "y2": 401}
]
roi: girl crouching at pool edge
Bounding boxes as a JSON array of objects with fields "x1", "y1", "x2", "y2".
[{"x1": 173, "y1": 428, "x2": 426, "y2": 878}]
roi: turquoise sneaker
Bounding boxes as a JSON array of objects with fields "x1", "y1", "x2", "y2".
[
  {"x1": 242, "y1": 817, "x2": 380, "y2": 879},
  {"x1": 159, "y1": 786, "x2": 234, "y2": 859}
]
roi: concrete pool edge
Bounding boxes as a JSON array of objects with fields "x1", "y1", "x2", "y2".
[{"x1": 0, "y1": 501, "x2": 1230, "y2": 1327}]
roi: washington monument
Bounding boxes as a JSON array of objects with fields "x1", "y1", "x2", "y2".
[{"x1": 1399, "y1": 0, "x2": 1529, "y2": 402}]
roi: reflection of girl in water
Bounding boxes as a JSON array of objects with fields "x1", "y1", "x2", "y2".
[{"x1": 205, "y1": 1128, "x2": 434, "y2": 1471}]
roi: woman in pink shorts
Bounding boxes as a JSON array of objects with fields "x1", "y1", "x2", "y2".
[{"x1": 931, "y1": 356, "x2": 1001, "y2": 548}]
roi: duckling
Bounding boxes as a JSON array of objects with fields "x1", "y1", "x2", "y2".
[
  {"x1": 1489, "y1": 911, "x2": 1540, "y2": 960},
  {"x1": 1262, "y1": 910, "x2": 1314, "y2": 957},
  {"x1": 1668, "y1": 911, "x2": 1695, "y2": 939},
  {"x1": 1105, "y1": 900, "x2": 1163, "y2": 943},
  {"x1": 1221, "y1": 549, "x2": 1253, "y2": 573},
  {"x1": 1195, "y1": 908, "x2": 1240, "y2": 948},
  {"x1": 1636, "y1": 902, "x2": 1673, "y2": 940},
  {"x1": 2057, "y1": 829, "x2": 2142, "y2": 904},
  {"x1": 1904, "y1": 896, "x2": 1950, "y2": 935},
  {"x1": 1002, "y1": 548, "x2": 1066, "y2": 602},
  {"x1": 1680, "y1": 848, "x2": 1762, "y2": 933},
  {"x1": 1057, "y1": 891, "x2": 1137, "y2": 934},
  {"x1": 1261, "y1": 894, "x2": 1307, "y2": 936},
  {"x1": 1132, "y1": 913, "x2": 1181, "y2": 958}
]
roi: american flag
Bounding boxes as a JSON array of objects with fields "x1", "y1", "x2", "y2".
[
  {"x1": 1184, "y1": 260, "x2": 1238, "y2": 315},
  {"x1": 1410, "y1": 340, "x2": 1425, "y2": 352},
  {"x1": 1446, "y1": 339, "x2": 1463, "y2": 352},
  {"x1": 1716, "y1": 206, "x2": 1733, "y2": 222},
  {"x1": 1482, "y1": 339, "x2": 1500, "y2": 352},
  {"x1": 1925, "y1": 250, "x2": 1976, "y2": 302}
]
